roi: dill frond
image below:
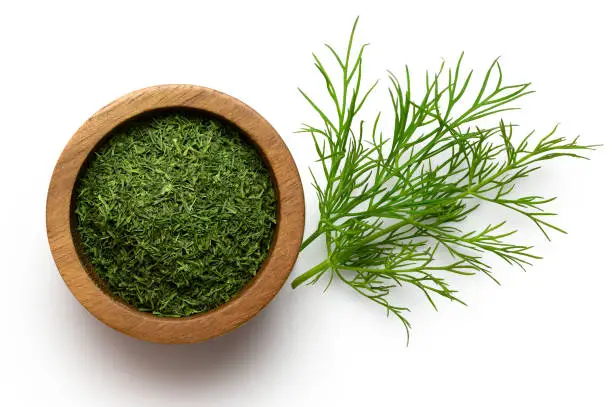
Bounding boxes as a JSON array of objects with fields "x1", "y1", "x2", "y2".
[{"x1": 292, "y1": 18, "x2": 598, "y2": 342}]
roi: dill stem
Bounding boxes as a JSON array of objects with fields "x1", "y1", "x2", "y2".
[
  {"x1": 292, "y1": 219, "x2": 412, "y2": 289},
  {"x1": 300, "y1": 228, "x2": 325, "y2": 251},
  {"x1": 291, "y1": 258, "x2": 331, "y2": 288}
]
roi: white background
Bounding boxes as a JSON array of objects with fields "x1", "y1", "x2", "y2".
[{"x1": 1, "y1": 1, "x2": 610, "y2": 406}]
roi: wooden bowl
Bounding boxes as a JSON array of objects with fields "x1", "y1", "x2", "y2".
[{"x1": 46, "y1": 85, "x2": 305, "y2": 343}]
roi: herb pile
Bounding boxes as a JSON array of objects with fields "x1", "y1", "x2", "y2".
[
  {"x1": 293, "y1": 19, "x2": 597, "y2": 340},
  {"x1": 75, "y1": 112, "x2": 276, "y2": 317}
]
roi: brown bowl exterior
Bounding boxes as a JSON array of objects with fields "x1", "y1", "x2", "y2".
[{"x1": 46, "y1": 85, "x2": 305, "y2": 343}]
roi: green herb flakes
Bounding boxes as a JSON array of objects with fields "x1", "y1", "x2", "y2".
[{"x1": 75, "y1": 111, "x2": 277, "y2": 317}]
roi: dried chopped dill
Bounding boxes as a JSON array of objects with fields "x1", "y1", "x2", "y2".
[{"x1": 74, "y1": 111, "x2": 277, "y2": 317}]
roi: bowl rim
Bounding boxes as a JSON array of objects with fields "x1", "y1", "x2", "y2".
[{"x1": 46, "y1": 84, "x2": 305, "y2": 343}]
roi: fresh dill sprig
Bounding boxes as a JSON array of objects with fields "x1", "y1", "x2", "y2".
[
  {"x1": 292, "y1": 18, "x2": 598, "y2": 341},
  {"x1": 75, "y1": 111, "x2": 277, "y2": 317}
]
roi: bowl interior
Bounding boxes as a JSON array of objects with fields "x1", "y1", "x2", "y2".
[{"x1": 69, "y1": 107, "x2": 282, "y2": 318}]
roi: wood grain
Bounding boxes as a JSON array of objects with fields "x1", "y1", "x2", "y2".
[{"x1": 46, "y1": 85, "x2": 305, "y2": 343}]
